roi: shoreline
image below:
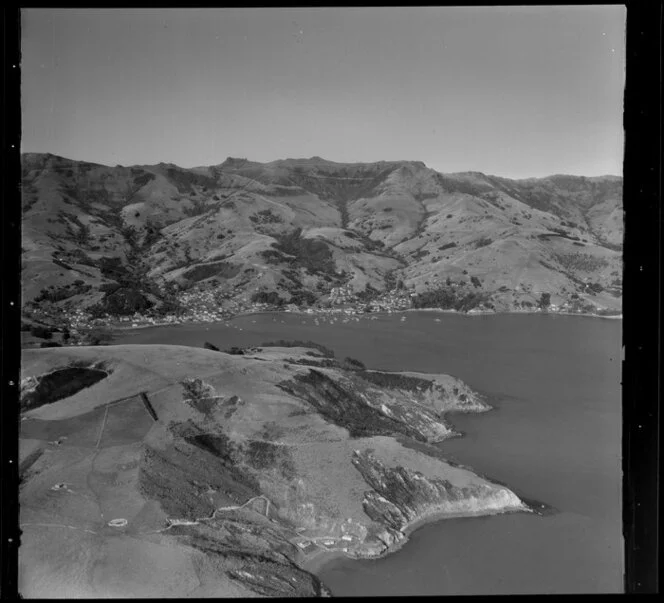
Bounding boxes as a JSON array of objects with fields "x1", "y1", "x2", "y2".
[
  {"x1": 402, "y1": 308, "x2": 622, "y2": 320},
  {"x1": 299, "y1": 503, "x2": 531, "y2": 576},
  {"x1": 25, "y1": 302, "x2": 620, "y2": 338},
  {"x1": 294, "y1": 370, "x2": 537, "y2": 581},
  {"x1": 105, "y1": 307, "x2": 622, "y2": 333}
]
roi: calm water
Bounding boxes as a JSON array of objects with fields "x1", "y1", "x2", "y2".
[{"x1": 114, "y1": 312, "x2": 623, "y2": 594}]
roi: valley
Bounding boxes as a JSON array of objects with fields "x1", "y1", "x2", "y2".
[{"x1": 20, "y1": 154, "x2": 622, "y2": 344}]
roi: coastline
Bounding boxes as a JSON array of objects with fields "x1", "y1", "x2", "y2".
[
  {"x1": 402, "y1": 308, "x2": 622, "y2": 320},
  {"x1": 108, "y1": 311, "x2": 535, "y2": 584},
  {"x1": 22, "y1": 300, "x2": 621, "y2": 594},
  {"x1": 106, "y1": 307, "x2": 622, "y2": 333},
  {"x1": 295, "y1": 374, "x2": 534, "y2": 582},
  {"x1": 299, "y1": 502, "x2": 531, "y2": 577}
]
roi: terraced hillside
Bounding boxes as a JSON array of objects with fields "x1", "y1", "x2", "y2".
[{"x1": 21, "y1": 153, "x2": 622, "y2": 322}]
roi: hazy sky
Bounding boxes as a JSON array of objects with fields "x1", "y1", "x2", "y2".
[{"x1": 21, "y1": 6, "x2": 625, "y2": 179}]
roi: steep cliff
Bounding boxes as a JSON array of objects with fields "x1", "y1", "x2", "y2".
[{"x1": 352, "y1": 450, "x2": 525, "y2": 534}]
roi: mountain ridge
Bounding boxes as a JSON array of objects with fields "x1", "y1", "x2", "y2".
[
  {"x1": 22, "y1": 151, "x2": 621, "y2": 180},
  {"x1": 20, "y1": 151, "x2": 622, "y2": 334}
]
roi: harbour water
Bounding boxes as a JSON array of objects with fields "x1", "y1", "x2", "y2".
[{"x1": 114, "y1": 311, "x2": 623, "y2": 594}]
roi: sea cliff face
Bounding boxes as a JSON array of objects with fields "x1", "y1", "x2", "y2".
[
  {"x1": 352, "y1": 450, "x2": 525, "y2": 534},
  {"x1": 19, "y1": 343, "x2": 528, "y2": 597}
]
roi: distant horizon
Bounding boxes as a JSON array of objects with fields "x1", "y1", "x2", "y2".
[
  {"x1": 22, "y1": 149, "x2": 623, "y2": 181},
  {"x1": 21, "y1": 7, "x2": 625, "y2": 181}
]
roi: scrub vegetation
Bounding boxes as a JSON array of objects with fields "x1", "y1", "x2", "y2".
[{"x1": 20, "y1": 363, "x2": 109, "y2": 411}]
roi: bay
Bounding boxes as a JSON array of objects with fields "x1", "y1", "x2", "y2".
[{"x1": 113, "y1": 311, "x2": 623, "y2": 594}]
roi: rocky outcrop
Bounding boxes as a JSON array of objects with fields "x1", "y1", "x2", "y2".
[
  {"x1": 355, "y1": 369, "x2": 490, "y2": 415},
  {"x1": 278, "y1": 368, "x2": 463, "y2": 442},
  {"x1": 351, "y1": 450, "x2": 525, "y2": 533},
  {"x1": 20, "y1": 375, "x2": 40, "y2": 398},
  {"x1": 278, "y1": 369, "x2": 432, "y2": 441},
  {"x1": 169, "y1": 515, "x2": 327, "y2": 597}
]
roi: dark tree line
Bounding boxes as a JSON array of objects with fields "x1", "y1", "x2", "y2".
[{"x1": 412, "y1": 286, "x2": 491, "y2": 312}]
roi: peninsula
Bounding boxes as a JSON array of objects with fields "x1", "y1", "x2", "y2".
[{"x1": 20, "y1": 342, "x2": 529, "y2": 597}]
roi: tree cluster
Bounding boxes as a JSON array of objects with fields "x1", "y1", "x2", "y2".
[
  {"x1": 272, "y1": 228, "x2": 337, "y2": 276},
  {"x1": 412, "y1": 286, "x2": 490, "y2": 312},
  {"x1": 251, "y1": 290, "x2": 284, "y2": 306}
]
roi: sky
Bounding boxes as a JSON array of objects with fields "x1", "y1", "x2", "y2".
[{"x1": 21, "y1": 6, "x2": 625, "y2": 179}]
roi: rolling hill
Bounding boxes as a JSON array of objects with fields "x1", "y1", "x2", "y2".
[
  {"x1": 20, "y1": 153, "x2": 623, "y2": 325},
  {"x1": 19, "y1": 343, "x2": 527, "y2": 597}
]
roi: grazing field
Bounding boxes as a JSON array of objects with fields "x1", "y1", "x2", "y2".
[
  {"x1": 19, "y1": 339, "x2": 522, "y2": 597},
  {"x1": 100, "y1": 398, "x2": 155, "y2": 448},
  {"x1": 21, "y1": 406, "x2": 106, "y2": 448}
]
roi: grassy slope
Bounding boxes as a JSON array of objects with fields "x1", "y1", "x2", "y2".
[
  {"x1": 20, "y1": 344, "x2": 524, "y2": 597},
  {"x1": 21, "y1": 153, "x2": 622, "y2": 313}
]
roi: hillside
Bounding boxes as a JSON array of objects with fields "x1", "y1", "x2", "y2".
[
  {"x1": 20, "y1": 153, "x2": 623, "y2": 329},
  {"x1": 19, "y1": 343, "x2": 528, "y2": 597}
]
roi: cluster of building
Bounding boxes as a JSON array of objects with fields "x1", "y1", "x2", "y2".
[
  {"x1": 555, "y1": 299, "x2": 617, "y2": 315},
  {"x1": 363, "y1": 290, "x2": 414, "y2": 313},
  {"x1": 327, "y1": 284, "x2": 356, "y2": 305},
  {"x1": 508, "y1": 298, "x2": 618, "y2": 316},
  {"x1": 26, "y1": 278, "x2": 620, "y2": 336},
  {"x1": 27, "y1": 306, "x2": 92, "y2": 331}
]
